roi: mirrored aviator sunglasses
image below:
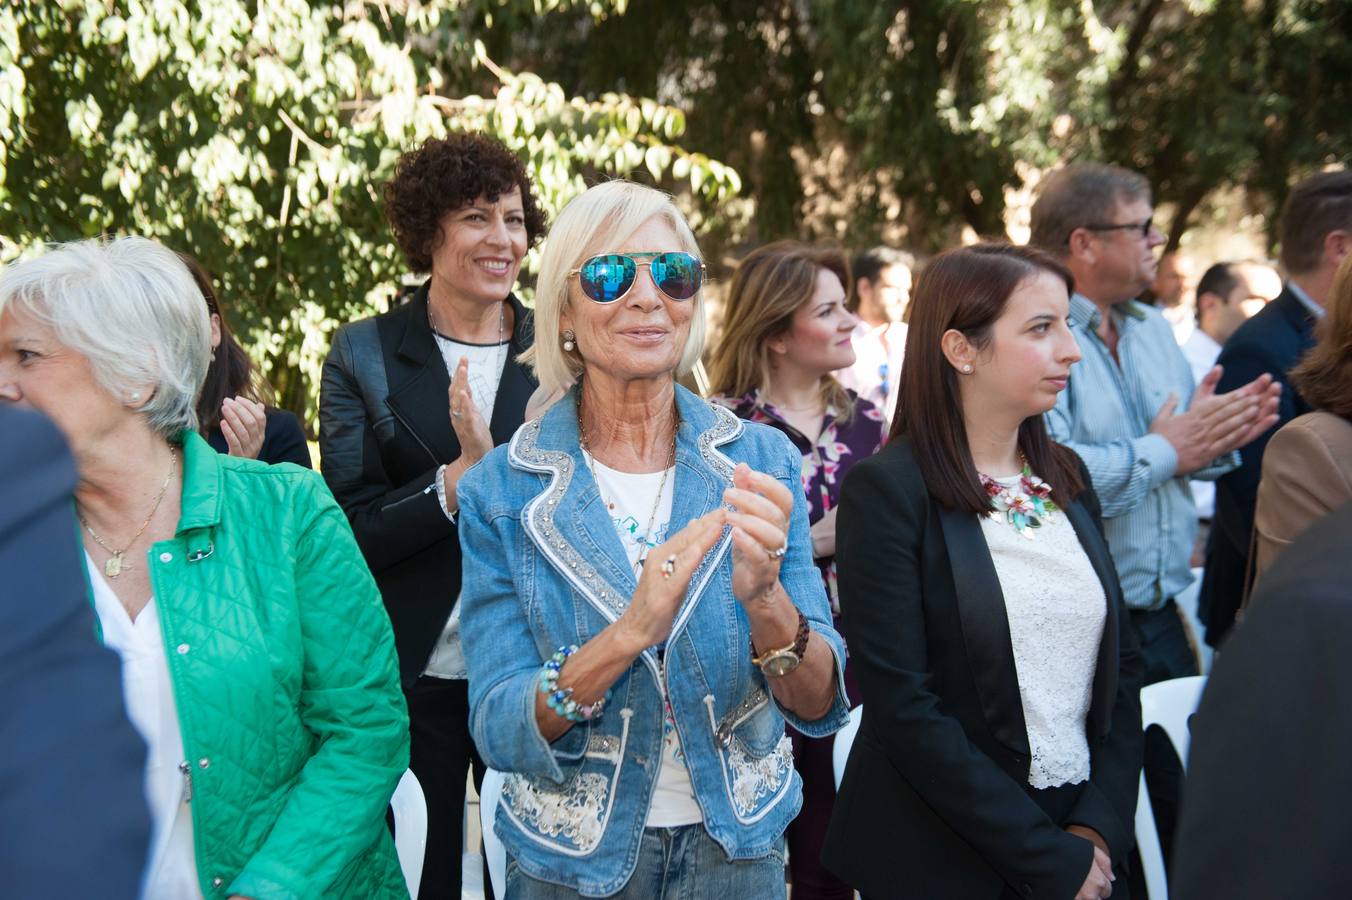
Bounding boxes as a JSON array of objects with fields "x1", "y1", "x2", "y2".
[{"x1": 572, "y1": 252, "x2": 706, "y2": 303}]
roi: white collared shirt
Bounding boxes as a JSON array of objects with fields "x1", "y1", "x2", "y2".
[{"x1": 88, "y1": 557, "x2": 203, "y2": 900}]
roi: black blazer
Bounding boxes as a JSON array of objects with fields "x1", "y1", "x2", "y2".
[
  {"x1": 1200, "y1": 287, "x2": 1316, "y2": 645},
  {"x1": 205, "y1": 406, "x2": 312, "y2": 468},
  {"x1": 319, "y1": 282, "x2": 536, "y2": 685},
  {"x1": 1173, "y1": 502, "x2": 1352, "y2": 900},
  {"x1": 1, "y1": 407, "x2": 151, "y2": 898},
  {"x1": 822, "y1": 438, "x2": 1143, "y2": 900}
]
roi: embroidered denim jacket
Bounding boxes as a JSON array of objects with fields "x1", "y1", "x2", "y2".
[{"x1": 457, "y1": 385, "x2": 850, "y2": 897}]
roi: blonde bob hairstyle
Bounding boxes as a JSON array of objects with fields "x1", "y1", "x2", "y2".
[
  {"x1": 0, "y1": 236, "x2": 212, "y2": 439},
  {"x1": 521, "y1": 180, "x2": 707, "y2": 395},
  {"x1": 707, "y1": 240, "x2": 853, "y2": 418}
]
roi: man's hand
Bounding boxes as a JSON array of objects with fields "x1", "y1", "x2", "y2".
[{"x1": 1149, "y1": 366, "x2": 1281, "y2": 475}]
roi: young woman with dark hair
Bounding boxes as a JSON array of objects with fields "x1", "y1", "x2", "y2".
[
  {"x1": 822, "y1": 244, "x2": 1143, "y2": 900},
  {"x1": 181, "y1": 253, "x2": 312, "y2": 467}
]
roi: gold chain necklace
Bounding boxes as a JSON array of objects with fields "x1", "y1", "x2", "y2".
[
  {"x1": 80, "y1": 446, "x2": 178, "y2": 578},
  {"x1": 578, "y1": 396, "x2": 677, "y2": 576}
]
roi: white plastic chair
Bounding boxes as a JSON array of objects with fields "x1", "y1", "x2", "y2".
[
  {"x1": 479, "y1": 768, "x2": 508, "y2": 898},
  {"x1": 389, "y1": 769, "x2": 428, "y2": 898},
  {"x1": 1134, "y1": 675, "x2": 1207, "y2": 900},
  {"x1": 832, "y1": 705, "x2": 864, "y2": 789}
]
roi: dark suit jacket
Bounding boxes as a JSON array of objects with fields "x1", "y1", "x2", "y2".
[
  {"x1": 0, "y1": 407, "x2": 150, "y2": 898},
  {"x1": 206, "y1": 406, "x2": 312, "y2": 467},
  {"x1": 1172, "y1": 502, "x2": 1352, "y2": 900},
  {"x1": 822, "y1": 439, "x2": 1143, "y2": 900},
  {"x1": 319, "y1": 283, "x2": 535, "y2": 685},
  {"x1": 1200, "y1": 287, "x2": 1316, "y2": 645}
]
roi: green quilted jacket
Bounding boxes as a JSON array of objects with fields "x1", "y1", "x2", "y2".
[{"x1": 134, "y1": 431, "x2": 410, "y2": 899}]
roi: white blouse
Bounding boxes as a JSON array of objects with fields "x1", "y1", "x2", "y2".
[
  {"x1": 977, "y1": 482, "x2": 1107, "y2": 789},
  {"x1": 88, "y1": 558, "x2": 204, "y2": 900}
]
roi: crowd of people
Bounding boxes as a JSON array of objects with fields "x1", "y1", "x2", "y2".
[{"x1": 2, "y1": 129, "x2": 1349, "y2": 900}]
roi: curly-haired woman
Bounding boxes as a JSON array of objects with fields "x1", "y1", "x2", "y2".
[{"x1": 319, "y1": 131, "x2": 546, "y2": 898}]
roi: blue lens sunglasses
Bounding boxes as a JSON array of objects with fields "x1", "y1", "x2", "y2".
[{"x1": 570, "y1": 251, "x2": 706, "y2": 304}]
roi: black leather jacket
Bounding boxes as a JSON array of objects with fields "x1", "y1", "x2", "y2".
[{"x1": 318, "y1": 282, "x2": 536, "y2": 685}]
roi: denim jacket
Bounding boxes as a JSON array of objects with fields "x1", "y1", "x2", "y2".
[{"x1": 457, "y1": 384, "x2": 850, "y2": 897}]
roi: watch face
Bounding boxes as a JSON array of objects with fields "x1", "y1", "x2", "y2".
[{"x1": 763, "y1": 653, "x2": 800, "y2": 677}]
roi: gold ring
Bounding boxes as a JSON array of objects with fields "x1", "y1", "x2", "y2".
[{"x1": 661, "y1": 555, "x2": 677, "y2": 579}]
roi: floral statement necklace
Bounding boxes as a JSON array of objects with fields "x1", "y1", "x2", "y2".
[{"x1": 978, "y1": 455, "x2": 1059, "y2": 540}]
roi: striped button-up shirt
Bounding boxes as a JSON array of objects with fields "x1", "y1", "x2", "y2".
[{"x1": 1045, "y1": 294, "x2": 1236, "y2": 610}]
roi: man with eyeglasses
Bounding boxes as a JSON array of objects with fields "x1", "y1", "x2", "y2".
[{"x1": 1030, "y1": 163, "x2": 1281, "y2": 883}]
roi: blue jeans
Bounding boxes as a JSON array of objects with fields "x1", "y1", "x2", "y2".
[{"x1": 505, "y1": 825, "x2": 787, "y2": 899}]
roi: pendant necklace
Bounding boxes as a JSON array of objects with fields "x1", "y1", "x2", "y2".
[
  {"x1": 80, "y1": 446, "x2": 178, "y2": 578},
  {"x1": 578, "y1": 395, "x2": 677, "y2": 576}
]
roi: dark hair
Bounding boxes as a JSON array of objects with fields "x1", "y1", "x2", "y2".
[
  {"x1": 892, "y1": 243, "x2": 1085, "y2": 513},
  {"x1": 1029, "y1": 163, "x2": 1151, "y2": 253},
  {"x1": 181, "y1": 253, "x2": 272, "y2": 432},
  {"x1": 1290, "y1": 253, "x2": 1352, "y2": 418},
  {"x1": 384, "y1": 132, "x2": 547, "y2": 272},
  {"x1": 1279, "y1": 170, "x2": 1352, "y2": 275},
  {"x1": 847, "y1": 245, "x2": 916, "y2": 312},
  {"x1": 1194, "y1": 262, "x2": 1241, "y2": 325}
]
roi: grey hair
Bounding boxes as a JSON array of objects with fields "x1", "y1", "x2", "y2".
[
  {"x1": 522, "y1": 180, "x2": 707, "y2": 396},
  {"x1": 0, "y1": 236, "x2": 212, "y2": 438},
  {"x1": 1029, "y1": 164, "x2": 1152, "y2": 254}
]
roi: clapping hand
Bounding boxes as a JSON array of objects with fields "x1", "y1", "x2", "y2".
[
  {"x1": 1149, "y1": 366, "x2": 1281, "y2": 475},
  {"x1": 448, "y1": 357, "x2": 493, "y2": 464},
  {"x1": 724, "y1": 463, "x2": 795, "y2": 608},
  {"x1": 617, "y1": 511, "x2": 726, "y2": 651},
  {"x1": 220, "y1": 396, "x2": 266, "y2": 459}
]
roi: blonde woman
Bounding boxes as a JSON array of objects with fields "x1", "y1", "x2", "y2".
[
  {"x1": 708, "y1": 241, "x2": 884, "y2": 900},
  {"x1": 456, "y1": 183, "x2": 849, "y2": 897}
]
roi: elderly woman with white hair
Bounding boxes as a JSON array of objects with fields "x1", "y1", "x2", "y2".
[
  {"x1": 457, "y1": 181, "x2": 850, "y2": 898},
  {"x1": 0, "y1": 236, "x2": 409, "y2": 900}
]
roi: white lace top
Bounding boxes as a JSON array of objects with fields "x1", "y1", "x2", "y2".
[{"x1": 978, "y1": 476, "x2": 1107, "y2": 789}]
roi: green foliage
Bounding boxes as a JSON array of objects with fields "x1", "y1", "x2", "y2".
[
  {"x1": 3, "y1": 0, "x2": 1349, "y2": 429},
  {"x1": 0, "y1": 0, "x2": 740, "y2": 428}
]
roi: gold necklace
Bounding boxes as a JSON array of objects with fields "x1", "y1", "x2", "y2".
[
  {"x1": 578, "y1": 396, "x2": 677, "y2": 576},
  {"x1": 80, "y1": 446, "x2": 178, "y2": 578}
]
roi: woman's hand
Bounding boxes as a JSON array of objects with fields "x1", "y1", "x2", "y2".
[
  {"x1": 809, "y1": 506, "x2": 838, "y2": 559},
  {"x1": 724, "y1": 463, "x2": 794, "y2": 607},
  {"x1": 220, "y1": 396, "x2": 266, "y2": 459},
  {"x1": 615, "y1": 510, "x2": 726, "y2": 652},
  {"x1": 448, "y1": 357, "x2": 493, "y2": 464},
  {"x1": 1073, "y1": 844, "x2": 1114, "y2": 900}
]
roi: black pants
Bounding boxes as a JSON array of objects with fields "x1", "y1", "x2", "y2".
[
  {"x1": 406, "y1": 676, "x2": 493, "y2": 900},
  {"x1": 1127, "y1": 601, "x2": 1198, "y2": 899}
]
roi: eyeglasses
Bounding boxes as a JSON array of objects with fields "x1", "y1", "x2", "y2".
[
  {"x1": 1081, "y1": 218, "x2": 1156, "y2": 239},
  {"x1": 569, "y1": 252, "x2": 705, "y2": 303}
]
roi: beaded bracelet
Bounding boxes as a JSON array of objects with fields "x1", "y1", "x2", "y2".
[{"x1": 538, "y1": 645, "x2": 608, "y2": 723}]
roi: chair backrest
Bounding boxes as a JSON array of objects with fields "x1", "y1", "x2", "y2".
[
  {"x1": 832, "y1": 705, "x2": 864, "y2": 789},
  {"x1": 479, "y1": 768, "x2": 508, "y2": 898},
  {"x1": 1134, "y1": 675, "x2": 1207, "y2": 900},
  {"x1": 389, "y1": 769, "x2": 427, "y2": 898}
]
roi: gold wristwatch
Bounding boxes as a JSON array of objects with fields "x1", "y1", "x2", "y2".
[{"x1": 751, "y1": 609, "x2": 810, "y2": 677}]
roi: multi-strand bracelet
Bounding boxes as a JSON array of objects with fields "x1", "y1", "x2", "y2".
[{"x1": 538, "y1": 645, "x2": 608, "y2": 723}]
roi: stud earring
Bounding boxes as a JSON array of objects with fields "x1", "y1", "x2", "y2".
[
  {"x1": 128, "y1": 391, "x2": 143, "y2": 403},
  {"x1": 562, "y1": 330, "x2": 576, "y2": 352},
  {"x1": 961, "y1": 365, "x2": 973, "y2": 374}
]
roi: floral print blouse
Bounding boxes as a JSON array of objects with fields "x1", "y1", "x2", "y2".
[{"x1": 715, "y1": 388, "x2": 886, "y2": 614}]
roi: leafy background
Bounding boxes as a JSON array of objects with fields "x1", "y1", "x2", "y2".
[{"x1": 2, "y1": 0, "x2": 1347, "y2": 431}]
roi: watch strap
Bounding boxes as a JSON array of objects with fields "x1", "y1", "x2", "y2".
[{"x1": 751, "y1": 608, "x2": 810, "y2": 668}]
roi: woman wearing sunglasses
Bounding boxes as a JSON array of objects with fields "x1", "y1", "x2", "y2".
[
  {"x1": 708, "y1": 241, "x2": 885, "y2": 900},
  {"x1": 821, "y1": 245, "x2": 1142, "y2": 900},
  {"x1": 318, "y1": 132, "x2": 545, "y2": 898},
  {"x1": 457, "y1": 181, "x2": 849, "y2": 898}
]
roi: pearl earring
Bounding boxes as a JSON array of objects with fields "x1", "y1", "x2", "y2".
[
  {"x1": 128, "y1": 391, "x2": 142, "y2": 403},
  {"x1": 961, "y1": 365, "x2": 973, "y2": 374},
  {"x1": 562, "y1": 330, "x2": 576, "y2": 352}
]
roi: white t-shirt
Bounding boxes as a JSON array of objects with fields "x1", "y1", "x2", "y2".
[
  {"x1": 586, "y1": 454, "x2": 703, "y2": 827},
  {"x1": 88, "y1": 558, "x2": 204, "y2": 900},
  {"x1": 425, "y1": 334, "x2": 509, "y2": 679}
]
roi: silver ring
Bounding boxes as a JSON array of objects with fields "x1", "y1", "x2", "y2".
[
  {"x1": 661, "y1": 555, "x2": 677, "y2": 579},
  {"x1": 452, "y1": 409, "x2": 463, "y2": 420},
  {"x1": 769, "y1": 544, "x2": 787, "y2": 559}
]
